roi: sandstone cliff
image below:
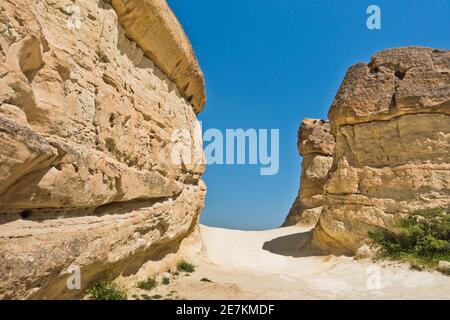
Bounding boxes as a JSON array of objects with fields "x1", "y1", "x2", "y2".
[
  {"x1": 0, "y1": 0, "x2": 206, "y2": 299},
  {"x1": 283, "y1": 119, "x2": 335, "y2": 226},
  {"x1": 311, "y1": 47, "x2": 450, "y2": 254}
]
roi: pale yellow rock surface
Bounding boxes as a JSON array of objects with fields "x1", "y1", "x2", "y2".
[
  {"x1": 313, "y1": 47, "x2": 450, "y2": 254},
  {"x1": 0, "y1": 0, "x2": 206, "y2": 299},
  {"x1": 110, "y1": 0, "x2": 206, "y2": 113},
  {"x1": 284, "y1": 119, "x2": 335, "y2": 226}
]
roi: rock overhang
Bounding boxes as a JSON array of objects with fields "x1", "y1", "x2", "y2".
[{"x1": 110, "y1": 0, "x2": 206, "y2": 113}]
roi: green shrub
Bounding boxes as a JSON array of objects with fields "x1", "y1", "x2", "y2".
[
  {"x1": 176, "y1": 260, "x2": 196, "y2": 273},
  {"x1": 200, "y1": 277, "x2": 212, "y2": 282},
  {"x1": 137, "y1": 277, "x2": 158, "y2": 290},
  {"x1": 162, "y1": 276, "x2": 170, "y2": 285},
  {"x1": 369, "y1": 208, "x2": 450, "y2": 271},
  {"x1": 86, "y1": 280, "x2": 127, "y2": 300}
]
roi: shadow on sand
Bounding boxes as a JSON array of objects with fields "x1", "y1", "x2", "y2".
[{"x1": 262, "y1": 229, "x2": 326, "y2": 257}]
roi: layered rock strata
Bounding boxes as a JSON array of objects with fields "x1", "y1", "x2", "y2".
[
  {"x1": 0, "y1": 0, "x2": 206, "y2": 299},
  {"x1": 283, "y1": 119, "x2": 335, "y2": 226},
  {"x1": 312, "y1": 47, "x2": 450, "y2": 254}
]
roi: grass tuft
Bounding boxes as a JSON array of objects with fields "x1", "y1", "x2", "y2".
[
  {"x1": 137, "y1": 277, "x2": 158, "y2": 291},
  {"x1": 176, "y1": 260, "x2": 196, "y2": 273},
  {"x1": 162, "y1": 276, "x2": 170, "y2": 285}
]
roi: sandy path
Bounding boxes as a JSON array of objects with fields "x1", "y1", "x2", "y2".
[{"x1": 135, "y1": 225, "x2": 450, "y2": 300}]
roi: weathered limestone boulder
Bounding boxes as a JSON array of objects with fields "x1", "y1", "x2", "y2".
[
  {"x1": 313, "y1": 47, "x2": 450, "y2": 254},
  {"x1": 0, "y1": 0, "x2": 206, "y2": 299},
  {"x1": 283, "y1": 119, "x2": 335, "y2": 226},
  {"x1": 110, "y1": 0, "x2": 206, "y2": 113}
]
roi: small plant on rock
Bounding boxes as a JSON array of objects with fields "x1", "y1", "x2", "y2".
[
  {"x1": 176, "y1": 260, "x2": 196, "y2": 273},
  {"x1": 86, "y1": 280, "x2": 127, "y2": 300},
  {"x1": 162, "y1": 276, "x2": 170, "y2": 285},
  {"x1": 137, "y1": 277, "x2": 158, "y2": 291}
]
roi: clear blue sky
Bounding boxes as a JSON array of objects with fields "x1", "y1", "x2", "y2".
[{"x1": 167, "y1": 0, "x2": 450, "y2": 230}]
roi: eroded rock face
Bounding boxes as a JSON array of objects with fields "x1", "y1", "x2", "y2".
[
  {"x1": 0, "y1": 0, "x2": 206, "y2": 299},
  {"x1": 110, "y1": 0, "x2": 206, "y2": 113},
  {"x1": 313, "y1": 47, "x2": 450, "y2": 254},
  {"x1": 283, "y1": 119, "x2": 335, "y2": 226}
]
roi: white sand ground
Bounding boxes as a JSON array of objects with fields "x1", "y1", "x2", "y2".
[{"x1": 134, "y1": 225, "x2": 450, "y2": 300}]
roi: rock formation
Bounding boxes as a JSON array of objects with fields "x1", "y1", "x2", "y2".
[
  {"x1": 283, "y1": 119, "x2": 335, "y2": 226},
  {"x1": 311, "y1": 47, "x2": 450, "y2": 254},
  {"x1": 0, "y1": 0, "x2": 206, "y2": 299}
]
